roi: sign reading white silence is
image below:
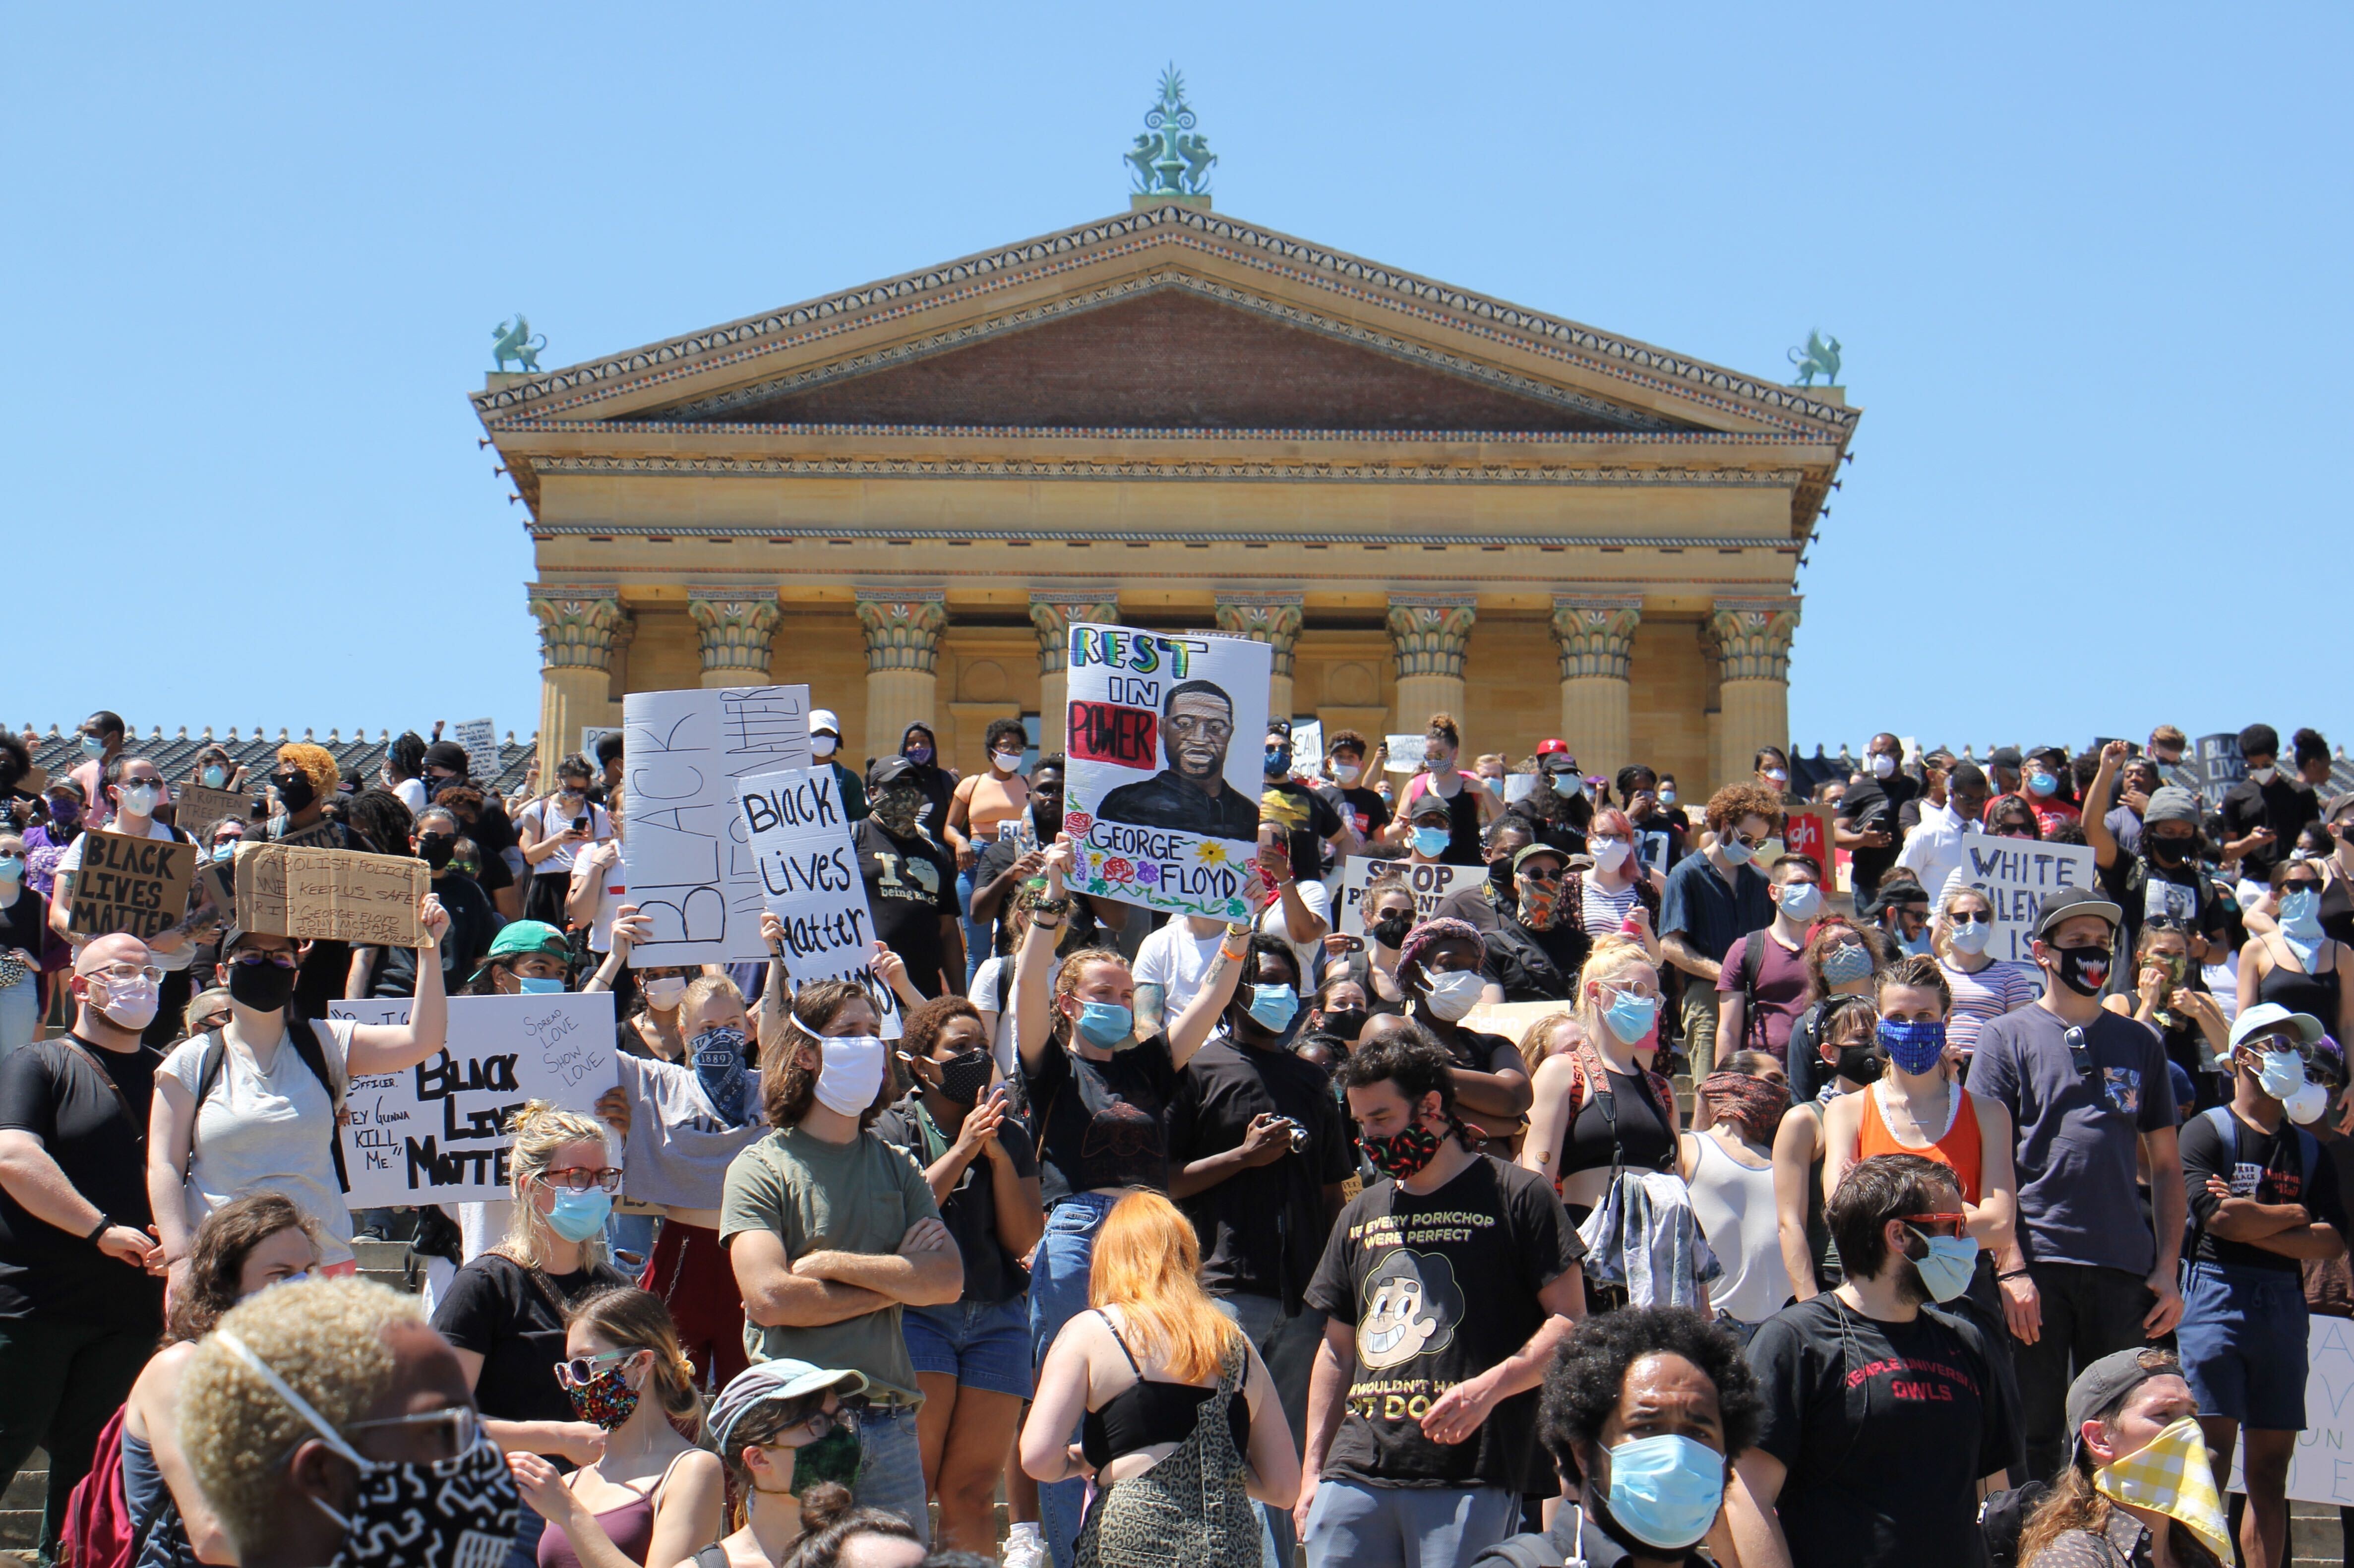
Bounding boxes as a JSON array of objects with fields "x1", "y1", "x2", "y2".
[
  {"x1": 734, "y1": 765, "x2": 903, "y2": 1039},
  {"x1": 327, "y1": 993, "x2": 617, "y2": 1206},
  {"x1": 1336, "y1": 856, "x2": 1481, "y2": 936},
  {"x1": 1061, "y1": 623, "x2": 1272, "y2": 921},
  {"x1": 1946, "y1": 839, "x2": 2100, "y2": 963},
  {"x1": 623, "y1": 685, "x2": 812, "y2": 966}
]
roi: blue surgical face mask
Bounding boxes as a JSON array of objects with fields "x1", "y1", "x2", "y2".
[
  {"x1": 1601, "y1": 1433, "x2": 1726, "y2": 1551},
  {"x1": 1822, "y1": 943, "x2": 1874, "y2": 985},
  {"x1": 518, "y1": 974, "x2": 567, "y2": 994},
  {"x1": 201, "y1": 765, "x2": 228, "y2": 789},
  {"x1": 1411, "y1": 826, "x2": 1451, "y2": 858},
  {"x1": 1076, "y1": 1000, "x2": 1134, "y2": 1049},
  {"x1": 1245, "y1": 984, "x2": 1299, "y2": 1033},
  {"x1": 1601, "y1": 989, "x2": 1659, "y2": 1045},
  {"x1": 79, "y1": 734, "x2": 106, "y2": 759},
  {"x1": 545, "y1": 1187, "x2": 612, "y2": 1243},
  {"x1": 1719, "y1": 837, "x2": 1756, "y2": 868},
  {"x1": 1776, "y1": 882, "x2": 1822, "y2": 921},
  {"x1": 2026, "y1": 772, "x2": 2059, "y2": 798},
  {"x1": 1878, "y1": 1018, "x2": 1947, "y2": 1075},
  {"x1": 1551, "y1": 773, "x2": 1580, "y2": 797},
  {"x1": 211, "y1": 841, "x2": 240, "y2": 862},
  {"x1": 1906, "y1": 1227, "x2": 1981, "y2": 1303},
  {"x1": 0, "y1": 856, "x2": 20, "y2": 883}
]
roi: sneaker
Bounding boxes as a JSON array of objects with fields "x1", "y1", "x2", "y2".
[{"x1": 1001, "y1": 1522, "x2": 1048, "y2": 1568}]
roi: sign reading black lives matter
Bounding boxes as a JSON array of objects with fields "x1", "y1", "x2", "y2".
[
  {"x1": 328, "y1": 993, "x2": 617, "y2": 1206},
  {"x1": 735, "y1": 766, "x2": 903, "y2": 1039},
  {"x1": 1062, "y1": 623, "x2": 1271, "y2": 921}
]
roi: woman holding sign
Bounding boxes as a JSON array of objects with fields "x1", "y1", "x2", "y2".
[{"x1": 146, "y1": 890, "x2": 452, "y2": 1290}]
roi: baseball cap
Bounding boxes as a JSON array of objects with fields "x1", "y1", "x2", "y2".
[
  {"x1": 2143, "y1": 786, "x2": 2200, "y2": 827},
  {"x1": 1535, "y1": 739, "x2": 1572, "y2": 759},
  {"x1": 2032, "y1": 887, "x2": 2121, "y2": 941},
  {"x1": 1989, "y1": 745, "x2": 2024, "y2": 770},
  {"x1": 868, "y1": 757, "x2": 918, "y2": 790},
  {"x1": 2228, "y1": 1001, "x2": 2326, "y2": 1053},
  {"x1": 707, "y1": 1359, "x2": 868, "y2": 1456},
  {"x1": 2064, "y1": 1347, "x2": 2184, "y2": 1463},
  {"x1": 1512, "y1": 842, "x2": 1569, "y2": 872},
  {"x1": 468, "y1": 919, "x2": 569, "y2": 981},
  {"x1": 1536, "y1": 749, "x2": 1579, "y2": 776},
  {"x1": 809, "y1": 709, "x2": 842, "y2": 737},
  {"x1": 1407, "y1": 794, "x2": 1453, "y2": 824},
  {"x1": 423, "y1": 740, "x2": 470, "y2": 774}
]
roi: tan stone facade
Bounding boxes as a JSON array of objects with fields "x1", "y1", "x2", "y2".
[{"x1": 483, "y1": 206, "x2": 1855, "y2": 789}]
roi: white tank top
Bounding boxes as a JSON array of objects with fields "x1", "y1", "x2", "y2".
[{"x1": 1685, "y1": 1131, "x2": 1790, "y2": 1325}]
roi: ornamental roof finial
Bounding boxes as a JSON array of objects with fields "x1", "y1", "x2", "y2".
[{"x1": 1125, "y1": 64, "x2": 1214, "y2": 210}]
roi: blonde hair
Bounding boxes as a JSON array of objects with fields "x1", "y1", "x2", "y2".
[
  {"x1": 680, "y1": 972, "x2": 745, "y2": 1022},
  {"x1": 179, "y1": 1278, "x2": 419, "y2": 1558},
  {"x1": 1088, "y1": 1191, "x2": 1242, "y2": 1384},
  {"x1": 1572, "y1": 936, "x2": 1658, "y2": 1052},
  {"x1": 1519, "y1": 1009, "x2": 1582, "y2": 1072},
  {"x1": 275, "y1": 742, "x2": 341, "y2": 801},
  {"x1": 1049, "y1": 948, "x2": 1131, "y2": 1045},
  {"x1": 566, "y1": 1285, "x2": 710, "y2": 1436},
  {"x1": 499, "y1": 1099, "x2": 614, "y2": 1271}
]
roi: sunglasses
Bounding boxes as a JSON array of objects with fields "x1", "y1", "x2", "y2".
[
  {"x1": 1732, "y1": 832, "x2": 1769, "y2": 850},
  {"x1": 1900, "y1": 1212, "x2": 1969, "y2": 1239},
  {"x1": 556, "y1": 1350, "x2": 641, "y2": 1387},
  {"x1": 2283, "y1": 881, "x2": 2323, "y2": 895},
  {"x1": 1946, "y1": 912, "x2": 1990, "y2": 929},
  {"x1": 2247, "y1": 1035, "x2": 2314, "y2": 1062},
  {"x1": 1517, "y1": 866, "x2": 1563, "y2": 884},
  {"x1": 343, "y1": 1405, "x2": 479, "y2": 1460},
  {"x1": 766, "y1": 1406, "x2": 860, "y2": 1448},
  {"x1": 538, "y1": 1167, "x2": 624, "y2": 1194}
]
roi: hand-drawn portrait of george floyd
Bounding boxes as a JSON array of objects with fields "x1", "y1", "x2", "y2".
[{"x1": 1063, "y1": 623, "x2": 1271, "y2": 921}]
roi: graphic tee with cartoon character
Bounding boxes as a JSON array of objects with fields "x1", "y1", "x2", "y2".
[
  {"x1": 853, "y1": 816, "x2": 958, "y2": 995},
  {"x1": 1304, "y1": 1153, "x2": 1583, "y2": 1491}
]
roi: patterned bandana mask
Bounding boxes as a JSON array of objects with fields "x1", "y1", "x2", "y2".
[
  {"x1": 691, "y1": 1025, "x2": 752, "y2": 1125},
  {"x1": 872, "y1": 787, "x2": 925, "y2": 837},
  {"x1": 1360, "y1": 1114, "x2": 1469, "y2": 1180},
  {"x1": 565, "y1": 1362, "x2": 642, "y2": 1431},
  {"x1": 1516, "y1": 877, "x2": 1563, "y2": 930},
  {"x1": 2093, "y1": 1417, "x2": 2231, "y2": 1563}
]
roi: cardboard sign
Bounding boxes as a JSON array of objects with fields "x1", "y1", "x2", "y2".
[
  {"x1": 734, "y1": 765, "x2": 902, "y2": 1038},
  {"x1": 174, "y1": 784, "x2": 253, "y2": 837},
  {"x1": 328, "y1": 993, "x2": 618, "y2": 1206},
  {"x1": 2227, "y1": 1314, "x2": 2354, "y2": 1505},
  {"x1": 1782, "y1": 805, "x2": 1836, "y2": 886},
  {"x1": 1946, "y1": 838, "x2": 2101, "y2": 962},
  {"x1": 1336, "y1": 855, "x2": 1481, "y2": 936},
  {"x1": 234, "y1": 842, "x2": 428, "y2": 947},
  {"x1": 275, "y1": 817, "x2": 348, "y2": 850},
  {"x1": 623, "y1": 686, "x2": 812, "y2": 965},
  {"x1": 1384, "y1": 734, "x2": 1427, "y2": 773},
  {"x1": 1061, "y1": 625, "x2": 1272, "y2": 921},
  {"x1": 1459, "y1": 1000, "x2": 1574, "y2": 1050},
  {"x1": 66, "y1": 830, "x2": 199, "y2": 940},
  {"x1": 449, "y1": 718, "x2": 497, "y2": 771}
]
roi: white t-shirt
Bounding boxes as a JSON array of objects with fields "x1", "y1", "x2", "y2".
[
  {"x1": 1259, "y1": 877, "x2": 1333, "y2": 986},
  {"x1": 159, "y1": 1018, "x2": 362, "y2": 1267},
  {"x1": 521, "y1": 798, "x2": 615, "y2": 876},
  {"x1": 968, "y1": 955, "x2": 1020, "y2": 1074},
  {"x1": 572, "y1": 844, "x2": 630, "y2": 953},
  {"x1": 57, "y1": 818, "x2": 199, "y2": 971},
  {"x1": 1133, "y1": 920, "x2": 1226, "y2": 1024},
  {"x1": 392, "y1": 778, "x2": 428, "y2": 814}
]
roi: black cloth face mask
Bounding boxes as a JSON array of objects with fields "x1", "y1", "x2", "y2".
[
  {"x1": 271, "y1": 771, "x2": 318, "y2": 811},
  {"x1": 228, "y1": 955, "x2": 301, "y2": 1012},
  {"x1": 2050, "y1": 944, "x2": 2113, "y2": 997}
]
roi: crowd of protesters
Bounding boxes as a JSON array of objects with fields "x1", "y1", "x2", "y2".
[{"x1": 0, "y1": 704, "x2": 2348, "y2": 1568}]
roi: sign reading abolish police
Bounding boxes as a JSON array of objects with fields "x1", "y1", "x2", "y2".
[
  {"x1": 1062, "y1": 623, "x2": 1271, "y2": 921},
  {"x1": 66, "y1": 830, "x2": 199, "y2": 940},
  {"x1": 328, "y1": 993, "x2": 617, "y2": 1206},
  {"x1": 1949, "y1": 838, "x2": 2101, "y2": 962},
  {"x1": 733, "y1": 766, "x2": 902, "y2": 1039},
  {"x1": 1336, "y1": 856, "x2": 1479, "y2": 937}
]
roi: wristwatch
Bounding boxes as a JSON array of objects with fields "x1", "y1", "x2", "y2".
[{"x1": 84, "y1": 1213, "x2": 111, "y2": 1244}]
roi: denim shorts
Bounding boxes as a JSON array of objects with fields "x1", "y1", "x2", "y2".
[
  {"x1": 903, "y1": 1295, "x2": 1033, "y2": 1399},
  {"x1": 2178, "y1": 1260, "x2": 2309, "y2": 1431}
]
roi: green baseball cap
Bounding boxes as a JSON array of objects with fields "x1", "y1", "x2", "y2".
[{"x1": 467, "y1": 919, "x2": 570, "y2": 981}]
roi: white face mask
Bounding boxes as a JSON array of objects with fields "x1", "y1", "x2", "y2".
[
  {"x1": 811, "y1": 735, "x2": 839, "y2": 760},
  {"x1": 1871, "y1": 753, "x2": 1897, "y2": 780},
  {"x1": 1948, "y1": 916, "x2": 1992, "y2": 955},
  {"x1": 1591, "y1": 837, "x2": 1632, "y2": 872},
  {"x1": 642, "y1": 976, "x2": 687, "y2": 1010},
  {"x1": 814, "y1": 1034, "x2": 887, "y2": 1117},
  {"x1": 91, "y1": 971, "x2": 160, "y2": 1031},
  {"x1": 993, "y1": 750, "x2": 1027, "y2": 775},
  {"x1": 2249, "y1": 766, "x2": 2279, "y2": 786},
  {"x1": 117, "y1": 783, "x2": 162, "y2": 818},
  {"x1": 1334, "y1": 763, "x2": 1362, "y2": 785},
  {"x1": 1422, "y1": 969, "x2": 1485, "y2": 1022}
]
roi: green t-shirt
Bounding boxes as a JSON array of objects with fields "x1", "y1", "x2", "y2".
[{"x1": 719, "y1": 1124, "x2": 942, "y2": 1405}]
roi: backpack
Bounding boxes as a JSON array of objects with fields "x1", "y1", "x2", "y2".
[
  {"x1": 57, "y1": 1405, "x2": 135, "y2": 1568},
  {"x1": 192, "y1": 1019, "x2": 351, "y2": 1194},
  {"x1": 2186, "y1": 1104, "x2": 2318, "y2": 1256},
  {"x1": 1977, "y1": 1478, "x2": 2052, "y2": 1568}
]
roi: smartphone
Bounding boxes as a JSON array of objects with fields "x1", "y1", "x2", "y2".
[
  {"x1": 1337, "y1": 935, "x2": 1366, "y2": 953},
  {"x1": 573, "y1": 815, "x2": 590, "y2": 834}
]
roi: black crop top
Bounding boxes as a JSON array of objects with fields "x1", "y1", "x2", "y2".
[
  {"x1": 1079, "y1": 1311, "x2": 1250, "y2": 1467},
  {"x1": 1560, "y1": 1066, "x2": 1676, "y2": 1178}
]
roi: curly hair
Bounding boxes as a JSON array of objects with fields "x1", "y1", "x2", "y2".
[
  {"x1": 342, "y1": 787, "x2": 415, "y2": 857},
  {"x1": 1537, "y1": 1305, "x2": 1762, "y2": 1482},
  {"x1": 274, "y1": 743, "x2": 340, "y2": 802},
  {"x1": 901, "y1": 992, "x2": 984, "y2": 1063},
  {"x1": 1705, "y1": 783, "x2": 1783, "y2": 837},
  {"x1": 1333, "y1": 1020, "x2": 1458, "y2": 1124},
  {"x1": 760, "y1": 978, "x2": 888, "y2": 1129},
  {"x1": 165, "y1": 1192, "x2": 322, "y2": 1345},
  {"x1": 983, "y1": 717, "x2": 1030, "y2": 755}
]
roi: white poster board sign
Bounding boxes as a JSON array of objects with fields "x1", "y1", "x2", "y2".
[
  {"x1": 327, "y1": 993, "x2": 618, "y2": 1206},
  {"x1": 449, "y1": 718, "x2": 497, "y2": 771},
  {"x1": 1336, "y1": 855, "x2": 1482, "y2": 936},
  {"x1": 1061, "y1": 624, "x2": 1272, "y2": 921},
  {"x1": 580, "y1": 725, "x2": 621, "y2": 760},
  {"x1": 1289, "y1": 720, "x2": 1323, "y2": 772},
  {"x1": 1503, "y1": 774, "x2": 1538, "y2": 804},
  {"x1": 1384, "y1": 734, "x2": 1427, "y2": 774},
  {"x1": 1947, "y1": 839, "x2": 2101, "y2": 962},
  {"x1": 2229, "y1": 1315, "x2": 2354, "y2": 1506},
  {"x1": 734, "y1": 765, "x2": 903, "y2": 1039},
  {"x1": 622, "y1": 686, "x2": 811, "y2": 965}
]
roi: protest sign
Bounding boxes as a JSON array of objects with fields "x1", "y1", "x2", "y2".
[
  {"x1": 2197, "y1": 731, "x2": 2245, "y2": 806},
  {"x1": 275, "y1": 817, "x2": 349, "y2": 850},
  {"x1": 328, "y1": 993, "x2": 617, "y2": 1206},
  {"x1": 734, "y1": 765, "x2": 903, "y2": 1038},
  {"x1": 1384, "y1": 734, "x2": 1427, "y2": 774},
  {"x1": 234, "y1": 842, "x2": 428, "y2": 947},
  {"x1": 174, "y1": 784, "x2": 252, "y2": 837},
  {"x1": 623, "y1": 686, "x2": 812, "y2": 965},
  {"x1": 1061, "y1": 624, "x2": 1271, "y2": 920},
  {"x1": 1503, "y1": 774, "x2": 1538, "y2": 804},
  {"x1": 1945, "y1": 838, "x2": 2100, "y2": 962},
  {"x1": 66, "y1": 830, "x2": 199, "y2": 940},
  {"x1": 450, "y1": 718, "x2": 498, "y2": 769},
  {"x1": 1289, "y1": 719, "x2": 1323, "y2": 770},
  {"x1": 1782, "y1": 805, "x2": 1836, "y2": 887},
  {"x1": 2227, "y1": 1314, "x2": 2354, "y2": 1505},
  {"x1": 1336, "y1": 855, "x2": 1480, "y2": 936},
  {"x1": 581, "y1": 725, "x2": 621, "y2": 760},
  {"x1": 1459, "y1": 1001, "x2": 1569, "y2": 1051}
]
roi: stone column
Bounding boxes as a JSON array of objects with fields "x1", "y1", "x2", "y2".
[
  {"x1": 1704, "y1": 596, "x2": 1803, "y2": 792},
  {"x1": 1551, "y1": 596, "x2": 1643, "y2": 781},
  {"x1": 1214, "y1": 592, "x2": 1306, "y2": 723},
  {"x1": 1385, "y1": 595, "x2": 1478, "y2": 735},
  {"x1": 528, "y1": 589, "x2": 633, "y2": 781},
  {"x1": 1029, "y1": 591, "x2": 1121, "y2": 744},
  {"x1": 854, "y1": 590, "x2": 950, "y2": 764},
  {"x1": 687, "y1": 590, "x2": 782, "y2": 689}
]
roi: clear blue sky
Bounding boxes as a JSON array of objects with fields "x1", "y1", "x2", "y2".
[{"x1": 6, "y1": 4, "x2": 2346, "y2": 758}]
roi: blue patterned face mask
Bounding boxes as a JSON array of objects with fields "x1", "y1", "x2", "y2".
[
  {"x1": 1877, "y1": 1018, "x2": 1947, "y2": 1075},
  {"x1": 691, "y1": 1025, "x2": 751, "y2": 1125},
  {"x1": 1821, "y1": 944, "x2": 1874, "y2": 985}
]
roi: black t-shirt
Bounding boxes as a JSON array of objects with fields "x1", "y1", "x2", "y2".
[
  {"x1": 853, "y1": 818, "x2": 959, "y2": 995},
  {"x1": 2223, "y1": 776, "x2": 2318, "y2": 883},
  {"x1": 1479, "y1": 907, "x2": 1585, "y2": 1003},
  {"x1": 0, "y1": 1035, "x2": 167, "y2": 1325},
  {"x1": 1434, "y1": 1022, "x2": 1517, "y2": 1084},
  {"x1": 1304, "y1": 1154, "x2": 1583, "y2": 1492},
  {"x1": 1264, "y1": 780, "x2": 1343, "y2": 881},
  {"x1": 1022, "y1": 1034, "x2": 1176, "y2": 1202},
  {"x1": 1164, "y1": 1036, "x2": 1354, "y2": 1311},
  {"x1": 973, "y1": 824, "x2": 1103, "y2": 959},
  {"x1": 1506, "y1": 798, "x2": 1590, "y2": 860},
  {"x1": 1324, "y1": 784, "x2": 1390, "y2": 847},
  {"x1": 0, "y1": 884, "x2": 48, "y2": 963},
  {"x1": 372, "y1": 872, "x2": 499, "y2": 996},
  {"x1": 1625, "y1": 811, "x2": 1684, "y2": 877},
  {"x1": 458, "y1": 803, "x2": 518, "y2": 895},
  {"x1": 1838, "y1": 777, "x2": 1915, "y2": 894},
  {"x1": 874, "y1": 1094, "x2": 1038, "y2": 1304},
  {"x1": 431, "y1": 1255, "x2": 632, "y2": 1432},
  {"x1": 1748, "y1": 1295, "x2": 2019, "y2": 1568},
  {"x1": 2182, "y1": 1104, "x2": 2345, "y2": 1274}
]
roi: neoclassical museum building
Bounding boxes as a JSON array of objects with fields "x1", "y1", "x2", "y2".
[{"x1": 481, "y1": 191, "x2": 1855, "y2": 788}]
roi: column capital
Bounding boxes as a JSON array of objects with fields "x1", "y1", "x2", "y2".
[
  {"x1": 1705, "y1": 595, "x2": 1803, "y2": 682},
  {"x1": 855, "y1": 589, "x2": 950, "y2": 674},
  {"x1": 1385, "y1": 594, "x2": 1478, "y2": 680},
  {"x1": 527, "y1": 589, "x2": 632, "y2": 672},
  {"x1": 687, "y1": 590, "x2": 782, "y2": 676},
  {"x1": 1028, "y1": 591, "x2": 1121, "y2": 675},
  {"x1": 1550, "y1": 595, "x2": 1644, "y2": 681},
  {"x1": 1213, "y1": 592, "x2": 1306, "y2": 678}
]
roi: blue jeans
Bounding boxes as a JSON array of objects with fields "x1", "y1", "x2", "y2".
[
  {"x1": 1028, "y1": 1192, "x2": 1121, "y2": 1568},
  {"x1": 854, "y1": 1403, "x2": 931, "y2": 1546},
  {"x1": 501, "y1": 1505, "x2": 545, "y2": 1568},
  {"x1": 0, "y1": 971, "x2": 37, "y2": 1061},
  {"x1": 904, "y1": 1295, "x2": 1033, "y2": 1399},
  {"x1": 606, "y1": 1210, "x2": 659, "y2": 1273}
]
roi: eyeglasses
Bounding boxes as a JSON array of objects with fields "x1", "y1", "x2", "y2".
[
  {"x1": 556, "y1": 1350, "x2": 640, "y2": 1387},
  {"x1": 537, "y1": 1167, "x2": 624, "y2": 1194},
  {"x1": 83, "y1": 964, "x2": 165, "y2": 985},
  {"x1": 343, "y1": 1405, "x2": 479, "y2": 1460},
  {"x1": 1900, "y1": 1212, "x2": 1969, "y2": 1238}
]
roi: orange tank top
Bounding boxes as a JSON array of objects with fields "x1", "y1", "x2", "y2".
[{"x1": 1857, "y1": 1083, "x2": 1983, "y2": 1205}]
